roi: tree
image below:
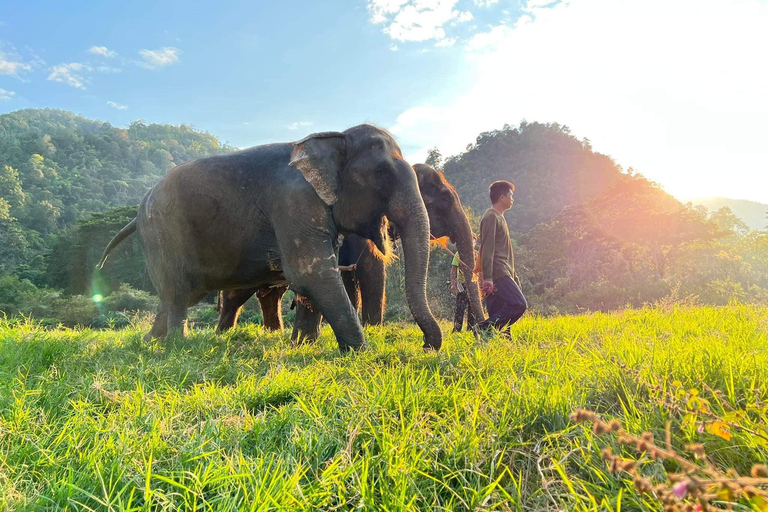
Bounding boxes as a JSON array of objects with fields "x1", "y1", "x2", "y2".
[
  {"x1": 425, "y1": 147, "x2": 443, "y2": 170},
  {"x1": 49, "y1": 205, "x2": 150, "y2": 295},
  {"x1": 0, "y1": 198, "x2": 30, "y2": 273},
  {"x1": 710, "y1": 207, "x2": 750, "y2": 237},
  {"x1": 0, "y1": 164, "x2": 26, "y2": 214}
]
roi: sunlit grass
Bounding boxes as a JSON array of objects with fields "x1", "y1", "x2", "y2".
[{"x1": 0, "y1": 305, "x2": 766, "y2": 510}]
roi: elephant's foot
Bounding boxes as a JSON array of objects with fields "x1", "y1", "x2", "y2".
[
  {"x1": 291, "y1": 300, "x2": 322, "y2": 344},
  {"x1": 145, "y1": 310, "x2": 168, "y2": 341}
]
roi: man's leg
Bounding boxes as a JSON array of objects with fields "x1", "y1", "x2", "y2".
[
  {"x1": 494, "y1": 277, "x2": 527, "y2": 333},
  {"x1": 478, "y1": 276, "x2": 526, "y2": 334},
  {"x1": 453, "y1": 290, "x2": 468, "y2": 332},
  {"x1": 477, "y1": 289, "x2": 503, "y2": 332}
]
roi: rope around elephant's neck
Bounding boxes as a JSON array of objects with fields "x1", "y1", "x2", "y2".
[{"x1": 430, "y1": 234, "x2": 475, "y2": 277}]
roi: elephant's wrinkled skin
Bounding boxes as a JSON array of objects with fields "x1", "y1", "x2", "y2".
[
  {"x1": 217, "y1": 164, "x2": 484, "y2": 340},
  {"x1": 99, "y1": 125, "x2": 443, "y2": 352}
]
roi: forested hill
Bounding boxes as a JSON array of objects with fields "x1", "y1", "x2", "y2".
[
  {"x1": 2, "y1": 109, "x2": 766, "y2": 317},
  {"x1": 0, "y1": 108, "x2": 228, "y2": 230},
  {"x1": 0, "y1": 108, "x2": 229, "y2": 273},
  {"x1": 439, "y1": 121, "x2": 625, "y2": 232}
]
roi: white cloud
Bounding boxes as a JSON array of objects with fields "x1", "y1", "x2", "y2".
[
  {"x1": 454, "y1": 11, "x2": 474, "y2": 23},
  {"x1": 107, "y1": 100, "x2": 128, "y2": 110},
  {"x1": 88, "y1": 46, "x2": 117, "y2": 58},
  {"x1": 368, "y1": 0, "x2": 467, "y2": 43},
  {"x1": 525, "y1": 0, "x2": 561, "y2": 8},
  {"x1": 96, "y1": 65, "x2": 122, "y2": 73},
  {"x1": 0, "y1": 51, "x2": 31, "y2": 76},
  {"x1": 391, "y1": 0, "x2": 768, "y2": 203},
  {"x1": 0, "y1": 87, "x2": 15, "y2": 100},
  {"x1": 138, "y1": 47, "x2": 180, "y2": 69},
  {"x1": 435, "y1": 37, "x2": 457, "y2": 47},
  {"x1": 369, "y1": 0, "x2": 410, "y2": 23},
  {"x1": 465, "y1": 24, "x2": 510, "y2": 50},
  {"x1": 473, "y1": 0, "x2": 499, "y2": 5},
  {"x1": 390, "y1": 43, "x2": 400, "y2": 51},
  {"x1": 47, "y1": 63, "x2": 90, "y2": 89},
  {"x1": 287, "y1": 121, "x2": 313, "y2": 130}
]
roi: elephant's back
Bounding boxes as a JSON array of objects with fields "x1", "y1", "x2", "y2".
[
  {"x1": 165, "y1": 143, "x2": 295, "y2": 186},
  {"x1": 134, "y1": 141, "x2": 313, "y2": 288}
]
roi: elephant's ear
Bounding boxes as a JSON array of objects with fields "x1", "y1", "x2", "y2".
[{"x1": 289, "y1": 131, "x2": 346, "y2": 206}]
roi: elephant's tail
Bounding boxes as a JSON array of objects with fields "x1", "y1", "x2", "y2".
[{"x1": 97, "y1": 218, "x2": 137, "y2": 269}]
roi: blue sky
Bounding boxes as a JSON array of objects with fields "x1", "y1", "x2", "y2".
[
  {"x1": 0, "y1": 0, "x2": 505, "y2": 148},
  {"x1": 2, "y1": 0, "x2": 767, "y2": 202}
]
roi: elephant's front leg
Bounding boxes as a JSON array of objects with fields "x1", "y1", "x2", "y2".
[
  {"x1": 291, "y1": 297, "x2": 322, "y2": 344},
  {"x1": 217, "y1": 288, "x2": 257, "y2": 332},
  {"x1": 257, "y1": 285, "x2": 287, "y2": 331},
  {"x1": 282, "y1": 242, "x2": 366, "y2": 352}
]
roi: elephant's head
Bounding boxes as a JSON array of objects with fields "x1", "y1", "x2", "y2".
[
  {"x1": 413, "y1": 163, "x2": 485, "y2": 324},
  {"x1": 289, "y1": 125, "x2": 442, "y2": 350}
]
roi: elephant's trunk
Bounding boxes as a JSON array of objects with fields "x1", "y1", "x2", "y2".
[
  {"x1": 391, "y1": 195, "x2": 443, "y2": 351},
  {"x1": 452, "y1": 211, "x2": 485, "y2": 326}
]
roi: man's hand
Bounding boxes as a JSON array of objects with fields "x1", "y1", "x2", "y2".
[{"x1": 482, "y1": 280, "x2": 496, "y2": 296}]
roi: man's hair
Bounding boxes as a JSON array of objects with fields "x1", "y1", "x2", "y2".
[{"x1": 489, "y1": 180, "x2": 515, "y2": 204}]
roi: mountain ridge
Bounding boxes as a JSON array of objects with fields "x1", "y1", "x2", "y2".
[{"x1": 689, "y1": 196, "x2": 767, "y2": 231}]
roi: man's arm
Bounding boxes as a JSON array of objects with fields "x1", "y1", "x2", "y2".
[{"x1": 480, "y1": 215, "x2": 496, "y2": 283}]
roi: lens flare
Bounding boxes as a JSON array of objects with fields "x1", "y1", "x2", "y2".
[{"x1": 93, "y1": 294, "x2": 103, "y2": 303}]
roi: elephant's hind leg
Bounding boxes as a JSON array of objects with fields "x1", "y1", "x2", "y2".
[
  {"x1": 165, "y1": 289, "x2": 206, "y2": 339},
  {"x1": 145, "y1": 307, "x2": 168, "y2": 341}
]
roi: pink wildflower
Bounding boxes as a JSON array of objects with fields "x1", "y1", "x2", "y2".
[
  {"x1": 697, "y1": 423, "x2": 705, "y2": 433},
  {"x1": 673, "y1": 479, "x2": 690, "y2": 499}
]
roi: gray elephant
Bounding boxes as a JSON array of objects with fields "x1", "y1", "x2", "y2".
[
  {"x1": 98, "y1": 125, "x2": 443, "y2": 352},
  {"x1": 217, "y1": 163, "x2": 484, "y2": 339}
]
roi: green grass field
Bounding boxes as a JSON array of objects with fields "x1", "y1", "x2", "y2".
[{"x1": 1, "y1": 305, "x2": 767, "y2": 511}]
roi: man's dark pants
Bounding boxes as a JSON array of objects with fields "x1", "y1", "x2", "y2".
[
  {"x1": 478, "y1": 276, "x2": 527, "y2": 335},
  {"x1": 453, "y1": 289, "x2": 477, "y2": 332}
]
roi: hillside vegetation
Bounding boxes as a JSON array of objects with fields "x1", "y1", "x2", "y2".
[
  {"x1": 0, "y1": 108, "x2": 228, "y2": 280},
  {"x1": 1, "y1": 110, "x2": 767, "y2": 320}
]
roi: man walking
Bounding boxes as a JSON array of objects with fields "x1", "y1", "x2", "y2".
[{"x1": 476, "y1": 180, "x2": 527, "y2": 337}]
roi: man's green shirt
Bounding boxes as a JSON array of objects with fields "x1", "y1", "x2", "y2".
[{"x1": 479, "y1": 208, "x2": 516, "y2": 281}]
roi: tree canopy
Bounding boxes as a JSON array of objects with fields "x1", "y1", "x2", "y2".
[{"x1": 0, "y1": 108, "x2": 229, "y2": 285}]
